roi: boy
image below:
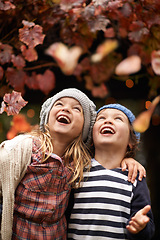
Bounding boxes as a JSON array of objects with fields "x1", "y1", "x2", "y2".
[{"x1": 68, "y1": 104, "x2": 155, "y2": 240}]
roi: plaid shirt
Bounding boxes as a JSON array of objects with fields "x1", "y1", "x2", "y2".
[{"x1": 12, "y1": 138, "x2": 73, "y2": 240}]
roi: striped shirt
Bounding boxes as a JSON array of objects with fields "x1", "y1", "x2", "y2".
[
  {"x1": 68, "y1": 158, "x2": 154, "y2": 240},
  {"x1": 12, "y1": 138, "x2": 73, "y2": 240}
]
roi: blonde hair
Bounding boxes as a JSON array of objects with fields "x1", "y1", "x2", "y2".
[
  {"x1": 64, "y1": 134, "x2": 91, "y2": 188},
  {"x1": 29, "y1": 124, "x2": 91, "y2": 188}
]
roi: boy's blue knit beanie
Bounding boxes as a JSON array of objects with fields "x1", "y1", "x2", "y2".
[{"x1": 97, "y1": 103, "x2": 140, "y2": 141}]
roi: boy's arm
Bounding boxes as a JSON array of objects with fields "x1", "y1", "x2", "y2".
[
  {"x1": 126, "y1": 178, "x2": 155, "y2": 240},
  {"x1": 121, "y1": 158, "x2": 146, "y2": 183}
]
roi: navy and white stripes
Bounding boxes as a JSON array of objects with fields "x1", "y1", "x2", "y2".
[{"x1": 68, "y1": 159, "x2": 137, "y2": 240}]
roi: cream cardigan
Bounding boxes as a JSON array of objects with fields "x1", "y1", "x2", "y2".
[{"x1": 0, "y1": 135, "x2": 33, "y2": 240}]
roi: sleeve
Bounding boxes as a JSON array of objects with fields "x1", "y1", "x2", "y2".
[
  {"x1": 65, "y1": 188, "x2": 75, "y2": 225},
  {"x1": 126, "y1": 178, "x2": 155, "y2": 240}
]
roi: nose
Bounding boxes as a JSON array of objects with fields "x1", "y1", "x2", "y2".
[
  {"x1": 61, "y1": 105, "x2": 70, "y2": 113},
  {"x1": 104, "y1": 118, "x2": 113, "y2": 124}
]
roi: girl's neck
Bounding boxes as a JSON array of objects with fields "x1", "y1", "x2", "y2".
[
  {"x1": 51, "y1": 138, "x2": 69, "y2": 157},
  {"x1": 94, "y1": 147, "x2": 125, "y2": 169}
]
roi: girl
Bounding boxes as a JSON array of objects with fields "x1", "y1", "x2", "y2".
[
  {"x1": 0, "y1": 90, "x2": 145, "y2": 240},
  {"x1": 68, "y1": 104, "x2": 155, "y2": 240}
]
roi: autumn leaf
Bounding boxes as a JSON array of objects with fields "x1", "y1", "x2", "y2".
[
  {"x1": 36, "y1": 70, "x2": 55, "y2": 95},
  {"x1": 21, "y1": 45, "x2": 38, "y2": 62},
  {"x1": 91, "y1": 83, "x2": 108, "y2": 98},
  {"x1": 60, "y1": 0, "x2": 84, "y2": 11},
  {"x1": 25, "y1": 72, "x2": 39, "y2": 90},
  {"x1": 151, "y1": 50, "x2": 160, "y2": 75},
  {"x1": 11, "y1": 54, "x2": 26, "y2": 69},
  {"x1": 6, "y1": 68, "x2": 27, "y2": 93},
  {"x1": 45, "y1": 42, "x2": 83, "y2": 75},
  {"x1": 133, "y1": 95, "x2": 160, "y2": 133},
  {"x1": 0, "y1": 43, "x2": 13, "y2": 65},
  {"x1": 0, "y1": 1, "x2": 15, "y2": 11},
  {"x1": 19, "y1": 20, "x2": 45, "y2": 49},
  {"x1": 115, "y1": 55, "x2": 141, "y2": 75},
  {"x1": 91, "y1": 39, "x2": 118, "y2": 62},
  {"x1": 0, "y1": 91, "x2": 28, "y2": 116},
  {"x1": 7, "y1": 114, "x2": 31, "y2": 140},
  {"x1": 0, "y1": 66, "x2": 4, "y2": 80}
]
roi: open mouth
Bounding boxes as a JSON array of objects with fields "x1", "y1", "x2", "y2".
[
  {"x1": 100, "y1": 127, "x2": 115, "y2": 134},
  {"x1": 57, "y1": 115, "x2": 71, "y2": 124}
]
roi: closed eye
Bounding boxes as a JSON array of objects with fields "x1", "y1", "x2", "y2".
[
  {"x1": 96, "y1": 116, "x2": 105, "y2": 121},
  {"x1": 54, "y1": 101, "x2": 63, "y2": 107},
  {"x1": 115, "y1": 117, "x2": 123, "y2": 121},
  {"x1": 73, "y1": 106, "x2": 81, "y2": 112}
]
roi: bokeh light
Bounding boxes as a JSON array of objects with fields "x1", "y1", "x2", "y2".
[
  {"x1": 126, "y1": 79, "x2": 134, "y2": 88},
  {"x1": 27, "y1": 109, "x2": 35, "y2": 118},
  {"x1": 145, "y1": 100, "x2": 151, "y2": 109}
]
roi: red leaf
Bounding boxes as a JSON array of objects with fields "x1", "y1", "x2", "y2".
[
  {"x1": 0, "y1": 91, "x2": 28, "y2": 116},
  {"x1": 91, "y1": 84, "x2": 108, "y2": 98},
  {"x1": 0, "y1": 42, "x2": 13, "y2": 64},
  {"x1": 11, "y1": 54, "x2": 26, "y2": 69},
  {"x1": 21, "y1": 45, "x2": 38, "y2": 62},
  {"x1": 25, "y1": 72, "x2": 39, "y2": 90},
  {"x1": 36, "y1": 70, "x2": 55, "y2": 95},
  {"x1": 128, "y1": 22, "x2": 149, "y2": 42},
  {"x1": 60, "y1": 0, "x2": 84, "y2": 11},
  {"x1": 0, "y1": 66, "x2": 4, "y2": 80},
  {"x1": 0, "y1": 1, "x2": 15, "y2": 11},
  {"x1": 6, "y1": 68, "x2": 27, "y2": 93},
  {"x1": 104, "y1": 28, "x2": 115, "y2": 38},
  {"x1": 19, "y1": 20, "x2": 45, "y2": 48}
]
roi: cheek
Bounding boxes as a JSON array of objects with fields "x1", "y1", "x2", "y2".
[
  {"x1": 75, "y1": 114, "x2": 84, "y2": 132},
  {"x1": 92, "y1": 124, "x2": 98, "y2": 142},
  {"x1": 48, "y1": 109, "x2": 56, "y2": 126}
]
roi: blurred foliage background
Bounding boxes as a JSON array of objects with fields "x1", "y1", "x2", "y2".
[{"x1": 0, "y1": 0, "x2": 160, "y2": 239}]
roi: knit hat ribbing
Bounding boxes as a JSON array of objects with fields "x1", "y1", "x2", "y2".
[
  {"x1": 40, "y1": 88, "x2": 96, "y2": 145},
  {"x1": 97, "y1": 103, "x2": 140, "y2": 141}
]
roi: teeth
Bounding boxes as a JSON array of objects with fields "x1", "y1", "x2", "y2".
[
  {"x1": 101, "y1": 127, "x2": 114, "y2": 134},
  {"x1": 57, "y1": 115, "x2": 70, "y2": 124}
]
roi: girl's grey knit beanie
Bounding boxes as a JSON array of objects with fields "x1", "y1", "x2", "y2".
[{"x1": 40, "y1": 88, "x2": 96, "y2": 146}]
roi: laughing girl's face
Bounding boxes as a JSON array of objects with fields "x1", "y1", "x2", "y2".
[{"x1": 48, "y1": 97, "x2": 84, "y2": 144}]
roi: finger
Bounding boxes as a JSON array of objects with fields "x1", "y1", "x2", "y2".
[
  {"x1": 131, "y1": 165, "x2": 138, "y2": 183},
  {"x1": 127, "y1": 164, "x2": 134, "y2": 182},
  {"x1": 128, "y1": 219, "x2": 140, "y2": 229},
  {"x1": 130, "y1": 215, "x2": 149, "y2": 230},
  {"x1": 126, "y1": 224, "x2": 138, "y2": 234},
  {"x1": 121, "y1": 161, "x2": 127, "y2": 171},
  {"x1": 138, "y1": 166, "x2": 146, "y2": 181},
  {"x1": 140, "y1": 205, "x2": 151, "y2": 215}
]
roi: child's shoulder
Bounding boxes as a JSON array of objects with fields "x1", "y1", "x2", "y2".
[{"x1": 0, "y1": 134, "x2": 32, "y2": 151}]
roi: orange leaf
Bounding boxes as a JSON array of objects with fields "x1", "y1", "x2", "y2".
[
  {"x1": 91, "y1": 39, "x2": 118, "y2": 62},
  {"x1": 133, "y1": 95, "x2": 160, "y2": 133},
  {"x1": 115, "y1": 55, "x2": 141, "y2": 75}
]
